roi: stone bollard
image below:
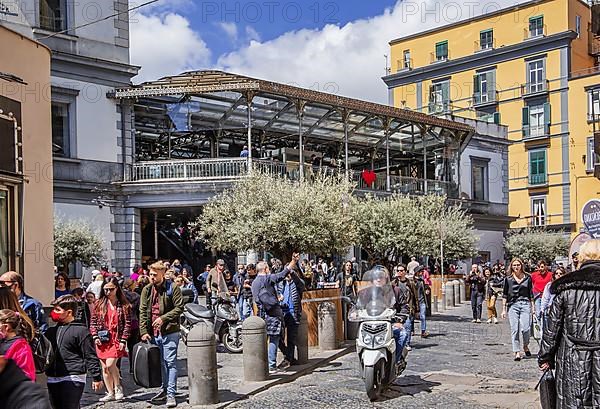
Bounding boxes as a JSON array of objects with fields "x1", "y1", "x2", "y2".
[
  {"x1": 445, "y1": 281, "x2": 455, "y2": 308},
  {"x1": 318, "y1": 302, "x2": 338, "y2": 351},
  {"x1": 459, "y1": 279, "x2": 466, "y2": 303},
  {"x1": 441, "y1": 283, "x2": 447, "y2": 311},
  {"x1": 432, "y1": 295, "x2": 438, "y2": 313},
  {"x1": 296, "y1": 313, "x2": 309, "y2": 365},
  {"x1": 242, "y1": 316, "x2": 268, "y2": 382},
  {"x1": 187, "y1": 321, "x2": 219, "y2": 405},
  {"x1": 453, "y1": 280, "x2": 461, "y2": 305}
]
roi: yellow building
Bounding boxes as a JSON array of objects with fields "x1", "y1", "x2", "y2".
[{"x1": 383, "y1": 0, "x2": 600, "y2": 237}]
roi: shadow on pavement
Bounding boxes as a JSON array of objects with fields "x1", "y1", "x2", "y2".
[
  {"x1": 411, "y1": 343, "x2": 439, "y2": 350},
  {"x1": 427, "y1": 314, "x2": 468, "y2": 322},
  {"x1": 377, "y1": 375, "x2": 441, "y2": 401}
]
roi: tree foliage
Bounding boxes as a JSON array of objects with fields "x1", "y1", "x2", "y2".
[
  {"x1": 353, "y1": 194, "x2": 478, "y2": 261},
  {"x1": 194, "y1": 172, "x2": 357, "y2": 260},
  {"x1": 54, "y1": 216, "x2": 105, "y2": 272},
  {"x1": 504, "y1": 228, "x2": 569, "y2": 263}
]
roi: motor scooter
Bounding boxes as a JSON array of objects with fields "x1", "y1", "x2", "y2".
[{"x1": 180, "y1": 296, "x2": 243, "y2": 353}]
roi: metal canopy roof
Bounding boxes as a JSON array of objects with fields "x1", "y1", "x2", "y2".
[{"x1": 111, "y1": 70, "x2": 473, "y2": 162}]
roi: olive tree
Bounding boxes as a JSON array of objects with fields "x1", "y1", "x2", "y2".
[
  {"x1": 353, "y1": 194, "x2": 477, "y2": 262},
  {"x1": 54, "y1": 216, "x2": 105, "y2": 272},
  {"x1": 504, "y1": 228, "x2": 569, "y2": 264},
  {"x1": 194, "y1": 172, "x2": 357, "y2": 261}
]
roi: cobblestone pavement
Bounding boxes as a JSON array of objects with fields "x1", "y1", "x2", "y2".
[{"x1": 229, "y1": 302, "x2": 541, "y2": 409}]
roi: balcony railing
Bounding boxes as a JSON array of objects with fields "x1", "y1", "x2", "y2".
[
  {"x1": 472, "y1": 90, "x2": 498, "y2": 106},
  {"x1": 428, "y1": 100, "x2": 451, "y2": 114},
  {"x1": 474, "y1": 39, "x2": 496, "y2": 52},
  {"x1": 39, "y1": 15, "x2": 65, "y2": 32},
  {"x1": 589, "y1": 35, "x2": 600, "y2": 56},
  {"x1": 126, "y1": 158, "x2": 454, "y2": 197},
  {"x1": 430, "y1": 51, "x2": 450, "y2": 64},
  {"x1": 523, "y1": 124, "x2": 549, "y2": 139},
  {"x1": 524, "y1": 24, "x2": 547, "y2": 40},
  {"x1": 529, "y1": 173, "x2": 547, "y2": 186},
  {"x1": 521, "y1": 80, "x2": 549, "y2": 96}
]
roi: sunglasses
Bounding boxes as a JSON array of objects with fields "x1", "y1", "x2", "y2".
[
  {"x1": 0, "y1": 280, "x2": 15, "y2": 287},
  {"x1": 104, "y1": 287, "x2": 117, "y2": 292}
]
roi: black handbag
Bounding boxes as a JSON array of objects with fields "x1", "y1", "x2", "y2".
[
  {"x1": 535, "y1": 369, "x2": 557, "y2": 409},
  {"x1": 97, "y1": 329, "x2": 110, "y2": 343}
]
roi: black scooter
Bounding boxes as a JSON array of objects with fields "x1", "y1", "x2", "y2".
[{"x1": 180, "y1": 297, "x2": 243, "y2": 353}]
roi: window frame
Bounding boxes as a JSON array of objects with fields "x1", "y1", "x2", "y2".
[
  {"x1": 435, "y1": 41, "x2": 448, "y2": 61},
  {"x1": 480, "y1": 29, "x2": 494, "y2": 50},
  {"x1": 529, "y1": 15, "x2": 544, "y2": 37},
  {"x1": 588, "y1": 136, "x2": 597, "y2": 172},
  {"x1": 471, "y1": 158, "x2": 489, "y2": 201},
  {"x1": 38, "y1": 0, "x2": 68, "y2": 32},
  {"x1": 588, "y1": 88, "x2": 600, "y2": 121},
  {"x1": 527, "y1": 59, "x2": 546, "y2": 93},
  {"x1": 51, "y1": 87, "x2": 78, "y2": 158},
  {"x1": 429, "y1": 79, "x2": 450, "y2": 113},
  {"x1": 528, "y1": 148, "x2": 547, "y2": 185},
  {"x1": 403, "y1": 49, "x2": 411, "y2": 69},
  {"x1": 531, "y1": 196, "x2": 547, "y2": 226},
  {"x1": 576, "y1": 15, "x2": 581, "y2": 38}
]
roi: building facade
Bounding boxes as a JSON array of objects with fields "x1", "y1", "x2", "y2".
[
  {"x1": 0, "y1": 25, "x2": 54, "y2": 303},
  {"x1": 383, "y1": 0, "x2": 600, "y2": 238},
  {"x1": 1, "y1": 0, "x2": 139, "y2": 275}
]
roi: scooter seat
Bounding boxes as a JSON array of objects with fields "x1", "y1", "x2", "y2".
[{"x1": 185, "y1": 303, "x2": 215, "y2": 319}]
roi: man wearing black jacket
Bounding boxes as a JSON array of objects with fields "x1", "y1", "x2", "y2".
[
  {"x1": 0, "y1": 357, "x2": 51, "y2": 409},
  {"x1": 45, "y1": 295, "x2": 103, "y2": 409}
]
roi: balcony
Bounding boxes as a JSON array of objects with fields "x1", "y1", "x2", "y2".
[
  {"x1": 473, "y1": 39, "x2": 496, "y2": 53},
  {"x1": 125, "y1": 158, "x2": 455, "y2": 197},
  {"x1": 521, "y1": 80, "x2": 549, "y2": 97},
  {"x1": 396, "y1": 58, "x2": 412, "y2": 72},
  {"x1": 523, "y1": 24, "x2": 547, "y2": 40},
  {"x1": 428, "y1": 100, "x2": 451, "y2": 115},
  {"x1": 523, "y1": 124, "x2": 549, "y2": 139},
  {"x1": 472, "y1": 90, "x2": 498, "y2": 106},
  {"x1": 430, "y1": 51, "x2": 450, "y2": 64},
  {"x1": 528, "y1": 173, "x2": 547, "y2": 186},
  {"x1": 589, "y1": 35, "x2": 600, "y2": 56}
]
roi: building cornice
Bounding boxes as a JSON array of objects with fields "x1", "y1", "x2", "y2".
[
  {"x1": 383, "y1": 31, "x2": 577, "y2": 88},
  {"x1": 51, "y1": 51, "x2": 140, "y2": 87}
]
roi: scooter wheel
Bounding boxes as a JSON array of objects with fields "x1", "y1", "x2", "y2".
[
  {"x1": 221, "y1": 331, "x2": 243, "y2": 353},
  {"x1": 364, "y1": 362, "x2": 382, "y2": 401}
]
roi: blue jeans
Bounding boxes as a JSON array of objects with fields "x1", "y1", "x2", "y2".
[
  {"x1": 238, "y1": 298, "x2": 252, "y2": 321},
  {"x1": 392, "y1": 325, "x2": 408, "y2": 363},
  {"x1": 534, "y1": 296, "x2": 542, "y2": 322},
  {"x1": 419, "y1": 302, "x2": 427, "y2": 332},
  {"x1": 404, "y1": 316, "x2": 414, "y2": 346},
  {"x1": 152, "y1": 332, "x2": 180, "y2": 397},
  {"x1": 268, "y1": 334, "x2": 280, "y2": 369},
  {"x1": 508, "y1": 300, "x2": 531, "y2": 352}
]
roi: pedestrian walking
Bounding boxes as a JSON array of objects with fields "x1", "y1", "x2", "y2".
[
  {"x1": 71, "y1": 287, "x2": 91, "y2": 327},
  {"x1": 55, "y1": 272, "x2": 71, "y2": 299},
  {"x1": 539, "y1": 266, "x2": 566, "y2": 333},
  {"x1": 0, "y1": 271, "x2": 46, "y2": 330},
  {"x1": 207, "y1": 259, "x2": 230, "y2": 305},
  {"x1": 483, "y1": 267, "x2": 502, "y2": 324},
  {"x1": 531, "y1": 260, "x2": 552, "y2": 323},
  {"x1": 413, "y1": 266, "x2": 429, "y2": 338},
  {"x1": 252, "y1": 253, "x2": 300, "y2": 372},
  {"x1": 90, "y1": 277, "x2": 131, "y2": 402},
  {"x1": 0, "y1": 309, "x2": 36, "y2": 381},
  {"x1": 392, "y1": 264, "x2": 418, "y2": 351},
  {"x1": 501, "y1": 258, "x2": 534, "y2": 361},
  {"x1": 276, "y1": 262, "x2": 305, "y2": 368},
  {"x1": 337, "y1": 261, "x2": 358, "y2": 299},
  {"x1": 539, "y1": 239, "x2": 600, "y2": 408},
  {"x1": 0, "y1": 356, "x2": 51, "y2": 409},
  {"x1": 139, "y1": 261, "x2": 184, "y2": 408},
  {"x1": 123, "y1": 279, "x2": 141, "y2": 373},
  {"x1": 87, "y1": 273, "x2": 105, "y2": 299},
  {"x1": 407, "y1": 257, "x2": 419, "y2": 278},
  {"x1": 45, "y1": 295, "x2": 104, "y2": 409},
  {"x1": 234, "y1": 264, "x2": 253, "y2": 321},
  {"x1": 467, "y1": 264, "x2": 485, "y2": 323}
]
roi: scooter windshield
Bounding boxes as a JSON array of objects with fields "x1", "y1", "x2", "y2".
[{"x1": 348, "y1": 266, "x2": 396, "y2": 322}]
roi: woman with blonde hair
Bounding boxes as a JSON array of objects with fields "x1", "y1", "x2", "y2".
[
  {"x1": 501, "y1": 257, "x2": 534, "y2": 361},
  {"x1": 539, "y1": 239, "x2": 600, "y2": 409}
]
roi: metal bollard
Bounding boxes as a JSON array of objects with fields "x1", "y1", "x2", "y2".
[
  {"x1": 445, "y1": 281, "x2": 455, "y2": 308},
  {"x1": 187, "y1": 321, "x2": 219, "y2": 405},
  {"x1": 318, "y1": 302, "x2": 338, "y2": 350},
  {"x1": 441, "y1": 283, "x2": 447, "y2": 311},
  {"x1": 242, "y1": 316, "x2": 268, "y2": 382},
  {"x1": 459, "y1": 279, "x2": 466, "y2": 303},
  {"x1": 297, "y1": 313, "x2": 309, "y2": 365},
  {"x1": 453, "y1": 280, "x2": 461, "y2": 305},
  {"x1": 432, "y1": 295, "x2": 438, "y2": 313}
]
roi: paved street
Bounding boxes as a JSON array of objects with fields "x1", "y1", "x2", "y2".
[
  {"x1": 81, "y1": 301, "x2": 541, "y2": 409},
  {"x1": 229, "y1": 301, "x2": 541, "y2": 409}
]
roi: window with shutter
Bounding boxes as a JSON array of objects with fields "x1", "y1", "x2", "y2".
[
  {"x1": 529, "y1": 16, "x2": 544, "y2": 37},
  {"x1": 588, "y1": 137, "x2": 597, "y2": 171},
  {"x1": 435, "y1": 41, "x2": 448, "y2": 61},
  {"x1": 588, "y1": 89, "x2": 600, "y2": 121},
  {"x1": 529, "y1": 149, "x2": 547, "y2": 185},
  {"x1": 480, "y1": 30, "x2": 493, "y2": 50}
]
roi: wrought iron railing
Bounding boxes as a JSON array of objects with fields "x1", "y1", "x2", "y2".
[
  {"x1": 126, "y1": 158, "x2": 452, "y2": 196},
  {"x1": 521, "y1": 80, "x2": 549, "y2": 96}
]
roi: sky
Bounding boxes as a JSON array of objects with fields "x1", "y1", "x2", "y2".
[{"x1": 130, "y1": 0, "x2": 530, "y2": 103}]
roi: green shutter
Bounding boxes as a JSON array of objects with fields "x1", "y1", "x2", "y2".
[
  {"x1": 543, "y1": 102, "x2": 551, "y2": 124},
  {"x1": 487, "y1": 70, "x2": 496, "y2": 93},
  {"x1": 522, "y1": 106, "x2": 530, "y2": 137},
  {"x1": 442, "y1": 81, "x2": 450, "y2": 108},
  {"x1": 493, "y1": 112, "x2": 501, "y2": 125},
  {"x1": 473, "y1": 74, "x2": 480, "y2": 94}
]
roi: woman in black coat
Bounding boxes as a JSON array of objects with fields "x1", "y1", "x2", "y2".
[{"x1": 538, "y1": 239, "x2": 600, "y2": 409}]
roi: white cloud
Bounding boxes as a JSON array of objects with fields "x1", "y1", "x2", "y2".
[
  {"x1": 130, "y1": 12, "x2": 211, "y2": 83},
  {"x1": 219, "y1": 22, "x2": 239, "y2": 43},
  {"x1": 217, "y1": 0, "x2": 528, "y2": 103},
  {"x1": 245, "y1": 26, "x2": 261, "y2": 43}
]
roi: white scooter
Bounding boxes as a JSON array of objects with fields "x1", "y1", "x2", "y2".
[{"x1": 346, "y1": 266, "x2": 408, "y2": 401}]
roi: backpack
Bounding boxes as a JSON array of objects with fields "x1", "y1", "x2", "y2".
[
  {"x1": 30, "y1": 331, "x2": 54, "y2": 373},
  {"x1": 257, "y1": 279, "x2": 277, "y2": 313}
]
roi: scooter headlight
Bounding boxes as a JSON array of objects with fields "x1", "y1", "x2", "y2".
[
  {"x1": 362, "y1": 333, "x2": 373, "y2": 344},
  {"x1": 374, "y1": 334, "x2": 386, "y2": 346}
]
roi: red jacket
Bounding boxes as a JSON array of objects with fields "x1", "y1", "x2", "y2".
[
  {"x1": 5, "y1": 337, "x2": 36, "y2": 381},
  {"x1": 531, "y1": 270, "x2": 553, "y2": 296},
  {"x1": 90, "y1": 301, "x2": 131, "y2": 344}
]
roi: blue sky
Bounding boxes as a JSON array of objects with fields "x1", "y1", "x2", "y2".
[
  {"x1": 131, "y1": 0, "x2": 525, "y2": 103},
  {"x1": 174, "y1": 0, "x2": 399, "y2": 62}
]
